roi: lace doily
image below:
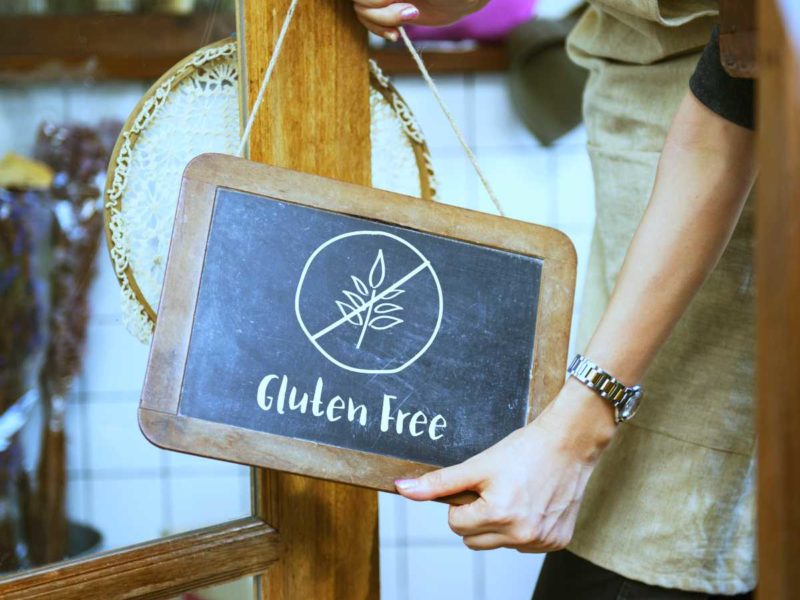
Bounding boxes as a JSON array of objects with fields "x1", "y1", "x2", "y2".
[{"x1": 104, "y1": 39, "x2": 438, "y2": 343}]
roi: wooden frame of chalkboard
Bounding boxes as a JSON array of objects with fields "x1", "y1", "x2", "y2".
[{"x1": 139, "y1": 153, "x2": 576, "y2": 493}]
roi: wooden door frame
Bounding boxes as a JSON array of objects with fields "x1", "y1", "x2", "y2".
[{"x1": 756, "y1": 1, "x2": 800, "y2": 598}]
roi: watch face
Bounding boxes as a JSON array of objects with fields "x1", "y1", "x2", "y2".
[{"x1": 618, "y1": 391, "x2": 642, "y2": 421}]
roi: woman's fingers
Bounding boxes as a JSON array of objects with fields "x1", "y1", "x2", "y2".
[
  {"x1": 355, "y1": 15, "x2": 399, "y2": 41},
  {"x1": 461, "y1": 533, "x2": 509, "y2": 551},
  {"x1": 462, "y1": 530, "x2": 568, "y2": 553},
  {"x1": 353, "y1": 3, "x2": 420, "y2": 29},
  {"x1": 395, "y1": 460, "x2": 481, "y2": 501},
  {"x1": 353, "y1": 0, "x2": 398, "y2": 7},
  {"x1": 447, "y1": 497, "x2": 496, "y2": 536}
]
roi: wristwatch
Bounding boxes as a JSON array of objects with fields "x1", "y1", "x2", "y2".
[{"x1": 567, "y1": 354, "x2": 643, "y2": 423}]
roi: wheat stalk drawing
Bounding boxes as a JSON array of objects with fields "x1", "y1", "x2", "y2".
[{"x1": 336, "y1": 249, "x2": 405, "y2": 349}]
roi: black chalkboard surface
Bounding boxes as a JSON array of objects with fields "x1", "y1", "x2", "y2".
[
  {"x1": 139, "y1": 155, "x2": 575, "y2": 492},
  {"x1": 179, "y1": 188, "x2": 541, "y2": 467}
]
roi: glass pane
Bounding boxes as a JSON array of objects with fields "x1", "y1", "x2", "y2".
[
  {"x1": 0, "y1": 2, "x2": 248, "y2": 577},
  {"x1": 182, "y1": 576, "x2": 254, "y2": 600}
]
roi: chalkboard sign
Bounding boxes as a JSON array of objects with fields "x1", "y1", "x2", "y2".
[{"x1": 139, "y1": 154, "x2": 575, "y2": 492}]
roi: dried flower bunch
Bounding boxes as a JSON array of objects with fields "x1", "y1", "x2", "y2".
[
  {"x1": 0, "y1": 191, "x2": 45, "y2": 416},
  {"x1": 35, "y1": 121, "x2": 120, "y2": 400},
  {"x1": 0, "y1": 119, "x2": 121, "y2": 570},
  {"x1": 0, "y1": 187, "x2": 49, "y2": 572},
  {"x1": 27, "y1": 121, "x2": 120, "y2": 566}
]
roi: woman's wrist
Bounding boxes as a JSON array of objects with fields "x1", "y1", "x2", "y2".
[{"x1": 531, "y1": 378, "x2": 618, "y2": 464}]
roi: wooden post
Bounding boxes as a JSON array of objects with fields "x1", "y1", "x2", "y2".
[
  {"x1": 237, "y1": 1, "x2": 379, "y2": 599},
  {"x1": 757, "y1": 1, "x2": 800, "y2": 598}
]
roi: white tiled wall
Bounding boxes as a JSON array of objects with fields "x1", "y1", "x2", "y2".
[{"x1": 0, "y1": 49, "x2": 594, "y2": 600}]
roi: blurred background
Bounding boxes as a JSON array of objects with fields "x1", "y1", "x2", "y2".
[{"x1": 0, "y1": 0, "x2": 591, "y2": 598}]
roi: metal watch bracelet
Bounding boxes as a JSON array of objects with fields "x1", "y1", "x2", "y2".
[{"x1": 567, "y1": 354, "x2": 644, "y2": 423}]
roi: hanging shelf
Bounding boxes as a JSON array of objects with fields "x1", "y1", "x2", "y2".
[{"x1": 0, "y1": 13, "x2": 508, "y2": 81}]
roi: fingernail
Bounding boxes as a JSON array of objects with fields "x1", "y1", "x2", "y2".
[
  {"x1": 400, "y1": 6, "x2": 419, "y2": 20},
  {"x1": 385, "y1": 31, "x2": 399, "y2": 42},
  {"x1": 395, "y1": 478, "x2": 418, "y2": 491}
]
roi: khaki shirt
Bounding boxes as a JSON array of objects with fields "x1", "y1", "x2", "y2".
[{"x1": 565, "y1": 1, "x2": 756, "y2": 594}]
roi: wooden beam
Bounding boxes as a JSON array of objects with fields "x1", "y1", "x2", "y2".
[
  {"x1": 239, "y1": 1, "x2": 379, "y2": 599},
  {"x1": 756, "y1": 1, "x2": 800, "y2": 598},
  {"x1": 0, "y1": 518, "x2": 281, "y2": 600}
]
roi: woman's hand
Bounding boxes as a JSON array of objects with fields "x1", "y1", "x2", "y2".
[
  {"x1": 351, "y1": 0, "x2": 488, "y2": 41},
  {"x1": 395, "y1": 379, "x2": 617, "y2": 552}
]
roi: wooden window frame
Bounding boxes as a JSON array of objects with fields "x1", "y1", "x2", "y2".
[{"x1": 0, "y1": 516, "x2": 280, "y2": 599}]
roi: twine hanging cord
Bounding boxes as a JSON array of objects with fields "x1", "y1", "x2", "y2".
[
  {"x1": 236, "y1": 0, "x2": 300, "y2": 157},
  {"x1": 237, "y1": 3, "x2": 504, "y2": 217}
]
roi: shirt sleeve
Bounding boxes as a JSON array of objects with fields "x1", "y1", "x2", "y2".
[{"x1": 689, "y1": 25, "x2": 755, "y2": 130}]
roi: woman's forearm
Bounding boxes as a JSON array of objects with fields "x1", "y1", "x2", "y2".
[
  {"x1": 543, "y1": 92, "x2": 756, "y2": 454},
  {"x1": 584, "y1": 92, "x2": 756, "y2": 387}
]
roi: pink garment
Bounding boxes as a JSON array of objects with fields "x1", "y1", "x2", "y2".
[{"x1": 404, "y1": 0, "x2": 537, "y2": 42}]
